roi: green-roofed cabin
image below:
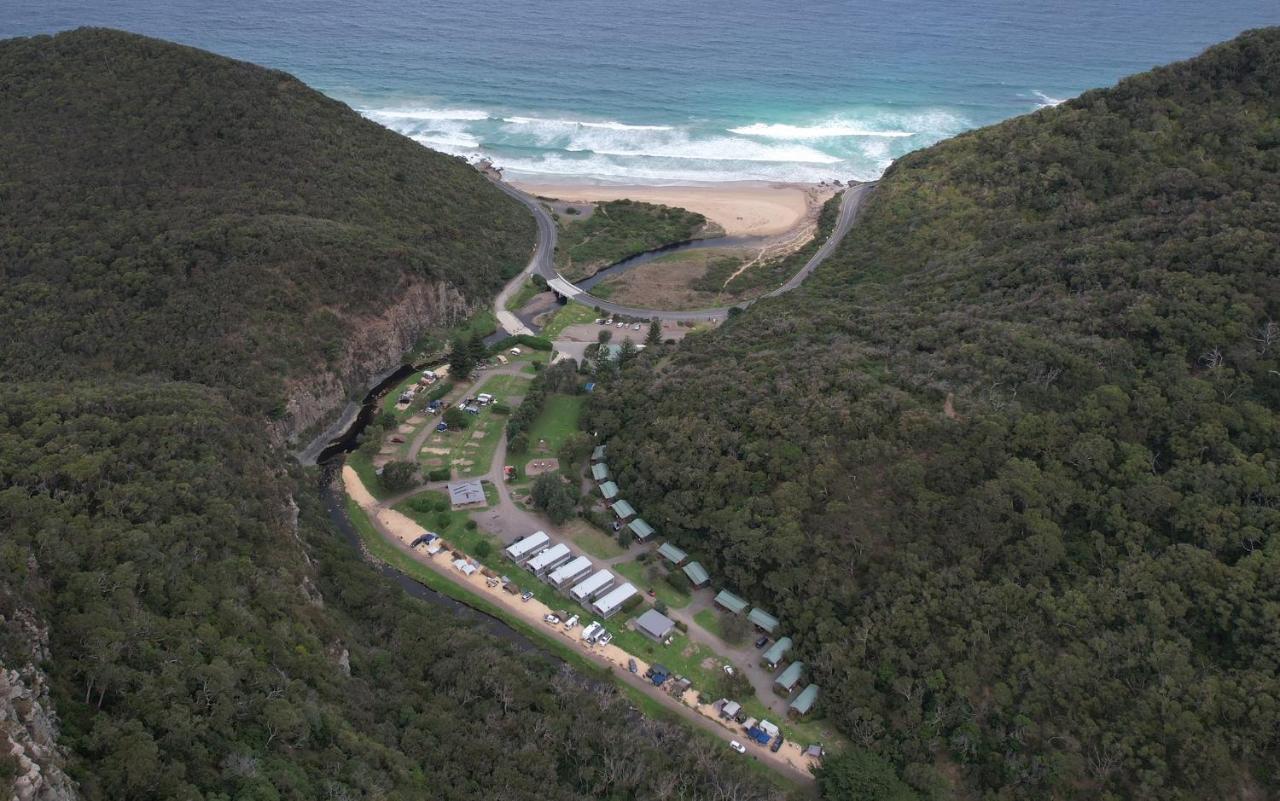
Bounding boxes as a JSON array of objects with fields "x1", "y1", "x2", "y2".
[
  {"x1": 747, "y1": 608, "x2": 779, "y2": 634},
  {"x1": 627, "y1": 518, "x2": 655, "y2": 541},
  {"x1": 774, "y1": 661, "x2": 804, "y2": 694},
  {"x1": 761, "y1": 636, "x2": 792, "y2": 669},
  {"x1": 591, "y1": 444, "x2": 607, "y2": 462},
  {"x1": 714, "y1": 590, "x2": 748, "y2": 615},
  {"x1": 789, "y1": 684, "x2": 819, "y2": 717},
  {"x1": 591, "y1": 462, "x2": 609, "y2": 481},
  {"x1": 682, "y1": 560, "x2": 710, "y2": 587},
  {"x1": 599, "y1": 480, "x2": 619, "y2": 500},
  {"x1": 611, "y1": 500, "x2": 635, "y2": 520},
  {"x1": 657, "y1": 542, "x2": 687, "y2": 565}
]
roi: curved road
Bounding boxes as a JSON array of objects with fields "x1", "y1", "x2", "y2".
[{"x1": 491, "y1": 179, "x2": 873, "y2": 329}]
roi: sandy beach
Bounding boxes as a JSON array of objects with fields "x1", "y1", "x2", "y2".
[{"x1": 513, "y1": 181, "x2": 835, "y2": 238}]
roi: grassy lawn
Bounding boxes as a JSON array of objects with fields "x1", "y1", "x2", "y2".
[
  {"x1": 539, "y1": 303, "x2": 596, "y2": 339},
  {"x1": 395, "y1": 491, "x2": 500, "y2": 553},
  {"x1": 693, "y1": 608, "x2": 725, "y2": 639},
  {"x1": 414, "y1": 374, "x2": 529, "y2": 479},
  {"x1": 526, "y1": 394, "x2": 586, "y2": 455},
  {"x1": 613, "y1": 558, "x2": 691, "y2": 609},
  {"x1": 504, "y1": 278, "x2": 545, "y2": 311},
  {"x1": 562, "y1": 518, "x2": 626, "y2": 559}
]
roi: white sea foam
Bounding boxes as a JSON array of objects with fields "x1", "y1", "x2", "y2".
[
  {"x1": 729, "y1": 122, "x2": 915, "y2": 139},
  {"x1": 410, "y1": 132, "x2": 481, "y2": 150},
  {"x1": 503, "y1": 115, "x2": 674, "y2": 131},
  {"x1": 363, "y1": 107, "x2": 492, "y2": 121},
  {"x1": 1032, "y1": 91, "x2": 1066, "y2": 108}
]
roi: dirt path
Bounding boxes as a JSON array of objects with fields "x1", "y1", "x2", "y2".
[{"x1": 342, "y1": 460, "x2": 817, "y2": 784}]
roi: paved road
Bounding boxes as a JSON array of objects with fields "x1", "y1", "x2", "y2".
[{"x1": 490, "y1": 179, "x2": 874, "y2": 330}]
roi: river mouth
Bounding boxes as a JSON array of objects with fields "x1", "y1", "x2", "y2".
[{"x1": 574, "y1": 235, "x2": 763, "y2": 292}]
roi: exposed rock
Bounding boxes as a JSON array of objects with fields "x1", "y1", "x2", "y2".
[{"x1": 0, "y1": 606, "x2": 78, "y2": 801}]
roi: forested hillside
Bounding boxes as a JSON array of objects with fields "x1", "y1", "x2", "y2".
[
  {"x1": 588, "y1": 29, "x2": 1280, "y2": 800},
  {"x1": 0, "y1": 28, "x2": 533, "y2": 422},
  {"x1": 0, "y1": 30, "x2": 776, "y2": 801}
]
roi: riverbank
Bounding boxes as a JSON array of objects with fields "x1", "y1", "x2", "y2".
[{"x1": 512, "y1": 180, "x2": 836, "y2": 238}]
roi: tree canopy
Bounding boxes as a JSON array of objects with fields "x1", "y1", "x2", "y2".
[{"x1": 587, "y1": 28, "x2": 1280, "y2": 801}]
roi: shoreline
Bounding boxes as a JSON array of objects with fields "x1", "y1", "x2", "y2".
[{"x1": 511, "y1": 179, "x2": 840, "y2": 238}]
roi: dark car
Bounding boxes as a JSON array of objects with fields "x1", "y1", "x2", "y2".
[
  {"x1": 628, "y1": 658, "x2": 638, "y2": 673},
  {"x1": 770, "y1": 736, "x2": 784, "y2": 753},
  {"x1": 435, "y1": 422, "x2": 448, "y2": 432},
  {"x1": 755, "y1": 635, "x2": 769, "y2": 649}
]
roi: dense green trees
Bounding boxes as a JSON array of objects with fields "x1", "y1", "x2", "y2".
[
  {"x1": 588, "y1": 29, "x2": 1280, "y2": 800},
  {"x1": 556, "y1": 199, "x2": 714, "y2": 280},
  {"x1": 0, "y1": 29, "x2": 781, "y2": 801},
  {"x1": 0, "y1": 28, "x2": 533, "y2": 419},
  {"x1": 531, "y1": 472, "x2": 578, "y2": 524}
]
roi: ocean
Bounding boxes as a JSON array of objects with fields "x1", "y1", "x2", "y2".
[{"x1": 4, "y1": 0, "x2": 1276, "y2": 184}]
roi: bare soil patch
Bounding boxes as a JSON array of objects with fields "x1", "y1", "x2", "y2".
[{"x1": 525, "y1": 458, "x2": 559, "y2": 476}]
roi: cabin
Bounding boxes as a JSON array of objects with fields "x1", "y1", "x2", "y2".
[
  {"x1": 761, "y1": 637, "x2": 792, "y2": 670},
  {"x1": 591, "y1": 463, "x2": 609, "y2": 481},
  {"x1": 774, "y1": 661, "x2": 804, "y2": 695},
  {"x1": 611, "y1": 500, "x2": 636, "y2": 521},
  {"x1": 599, "y1": 480, "x2": 619, "y2": 500},
  {"x1": 656, "y1": 542, "x2": 687, "y2": 566},
  {"x1": 547, "y1": 555, "x2": 593, "y2": 588},
  {"x1": 504, "y1": 531, "x2": 550, "y2": 564},
  {"x1": 591, "y1": 444, "x2": 607, "y2": 462},
  {"x1": 526, "y1": 543, "x2": 572, "y2": 576},
  {"x1": 635, "y1": 609, "x2": 676, "y2": 641},
  {"x1": 748, "y1": 608, "x2": 780, "y2": 635},
  {"x1": 789, "y1": 684, "x2": 819, "y2": 717},
  {"x1": 627, "y1": 518, "x2": 655, "y2": 541},
  {"x1": 682, "y1": 561, "x2": 710, "y2": 588},
  {"x1": 591, "y1": 582, "x2": 638, "y2": 619},
  {"x1": 714, "y1": 590, "x2": 749, "y2": 615},
  {"x1": 570, "y1": 569, "x2": 615, "y2": 603}
]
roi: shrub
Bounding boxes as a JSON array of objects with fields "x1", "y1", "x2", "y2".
[
  {"x1": 664, "y1": 570, "x2": 691, "y2": 594},
  {"x1": 621, "y1": 595, "x2": 643, "y2": 613},
  {"x1": 427, "y1": 467, "x2": 451, "y2": 482},
  {"x1": 465, "y1": 520, "x2": 477, "y2": 530},
  {"x1": 380, "y1": 460, "x2": 417, "y2": 492},
  {"x1": 474, "y1": 540, "x2": 490, "y2": 558},
  {"x1": 674, "y1": 620, "x2": 688, "y2": 633}
]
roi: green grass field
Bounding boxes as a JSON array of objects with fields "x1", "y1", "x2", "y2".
[
  {"x1": 612, "y1": 559, "x2": 691, "y2": 609},
  {"x1": 562, "y1": 519, "x2": 626, "y2": 559},
  {"x1": 539, "y1": 303, "x2": 596, "y2": 339},
  {"x1": 526, "y1": 394, "x2": 586, "y2": 455},
  {"x1": 693, "y1": 608, "x2": 724, "y2": 639}
]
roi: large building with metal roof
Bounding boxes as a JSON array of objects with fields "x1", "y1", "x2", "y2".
[
  {"x1": 527, "y1": 543, "x2": 572, "y2": 576},
  {"x1": 591, "y1": 582, "x2": 638, "y2": 619},
  {"x1": 547, "y1": 555, "x2": 593, "y2": 588},
  {"x1": 570, "y1": 569, "x2": 615, "y2": 602},
  {"x1": 504, "y1": 531, "x2": 550, "y2": 564}
]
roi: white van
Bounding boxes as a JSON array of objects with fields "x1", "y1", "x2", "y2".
[
  {"x1": 580, "y1": 622, "x2": 602, "y2": 642},
  {"x1": 563, "y1": 614, "x2": 579, "y2": 631}
]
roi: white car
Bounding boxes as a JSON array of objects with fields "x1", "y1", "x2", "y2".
[
  {"x1": 723, "y1": 664, "x2": 736, "y2": 676},
  {"x1": 563, "y1": 614, "x2": 579, "y2": 630},
  {"x1": 729, "y1": 741, "x2": 747, "y2": 754},
  {"x1": 632, "y1": 323, "x2": 641, "y2": 330},
  {"x1": 543, "y1": 614, "x2": 560, "y2": 625},
  {"x1": 597, "y1": 631, "x2": 613, "y2": 647},
  {"x1": 616, "y1": 321, "x2": 624, "y2": 328},
  {"x1": 595, "y1": 318, "x2": 606, "y2": 325}
]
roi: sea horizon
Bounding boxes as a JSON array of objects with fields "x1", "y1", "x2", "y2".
[{"x1": 5, "y1": 0, "x2": 1277, "y2": 185}]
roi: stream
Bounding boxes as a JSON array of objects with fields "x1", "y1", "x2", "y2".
[{"x1": 575, "y1": 234, "x2": 763, "y2": 291}]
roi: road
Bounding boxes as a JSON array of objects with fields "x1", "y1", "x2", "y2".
[{"x1": 490, "y1": 179, "x2": 873, "y2": 331}]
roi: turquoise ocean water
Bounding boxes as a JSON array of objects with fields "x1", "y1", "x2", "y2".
[{"x1": 4, "y1": 0, "x2": 1276, "y2": 184}]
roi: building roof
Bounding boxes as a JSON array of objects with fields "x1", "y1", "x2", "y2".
[
  {"x1": 447, "y1": 479, "x2": 486, "y2": 505},
  {"x1": 526, "y1": 543, "x2": 572, "y2": 573},
  {"x1": 714, "y1": 590, "x2": 749, "y2": 614},
  {"x1": 611, "y1": 500, "x2": 635, "y2": 518},
  {"x1": 570, "y1": 569, "x2": 614, "y2": 600},
  {"x1": 775, "y1": 661, "x2": 804, "y2": 690},
  {"x1": 628, "y1": 518, "x2": 655, "y2": 539},
  {"x1": 748, "y1": 608, "x2": 780, "y2": 634},
  {"x1": 505, "y1": 531, "x2": 550, "y2": 560},
  {"x1": 790, "y1": 684, "x2": 820, "y2": 715},
  {"x1": 592, "y1": 444, "x2": 606, "y2": 461},
  {"x1": 592, "y1": 582, "x2": 638, "y2": 614},
  {"x1": 657, "y1": 542, "x2": 688, "y2": 565},
  {"x1": 762, "y1": 636, "x2": 793, "y2": 665},
  {"x1": 591, "y1": 462, "x2": 609, "y2": 481},
  {"x1": 682, "y1": 561, "x2": 710, "y2": 585},
  {"x1": 547, "y1": 556, "x2": 592, "y2": 585},
  {"x1": 599, "y1": 480, "x2": 619, "y2": 500},
  {"x1": 635, "y1": 609, "x2": 675, "y2": 639}
]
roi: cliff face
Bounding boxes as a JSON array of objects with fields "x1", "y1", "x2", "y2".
[
  {"x1": 1, "y1": 605, "x2": 77, "y2": 801},
  {"x1": 278, "y1": 275, "x2": 476, "y2": 449}
]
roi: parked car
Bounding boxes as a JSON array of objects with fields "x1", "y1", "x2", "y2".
[
  {"x1": 597, "y1": 631, "x2": 612, "y2": 647},
  {"x1": 595, "y1": 318, "x2": 606, "y2": 325},
  {"x1": 628, "y1": 658, "x2": 638, "y2": 673},
  {"x1": 521, "y1": 590, "x2": 534, "y2": 602},
  {"x1": 435, "y1": 422, "x2": 448, "y2": 432},
  {"x1": 755, "y1": 635, "x2": 769, "y2": 649},
  {"x1": 723, "y1": 664, "x2": 735, "y2": 676},
  {"x1": 564, "y1": 614, "x2": 579, "y2": 630},
  {"x1": 543, "y1": 614, "x2": 560, "y2": 625},
  {"x1": 770, "y1": 736, "x2": 784, "y2": 753},
  {"x1": 632, "y1": 323, "x2": 641, "y2": 330},
  {"x1": 729, "y1": 741, "x2": 747, "y2": 754},
  {"x1": 616, "y1": 321, "x2": 624, "y2": 328}
]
